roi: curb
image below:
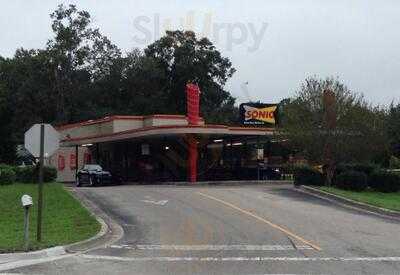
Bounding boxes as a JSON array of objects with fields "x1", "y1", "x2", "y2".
[
  {"x1": 65, "y1": 187, "x2": 124, "y2": 252},
  {"x1": 296, "y1": 185, "x2": 400, "y2": 222}
]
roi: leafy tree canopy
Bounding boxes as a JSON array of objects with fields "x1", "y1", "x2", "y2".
[
  {"x1": 387, "y1": 103, "x2": 400, "y2": 157},
  {"x1": 281, "y1": 76, "x2": 388, "y2": 179},
  {"x1": 145, "y1": 30, "x2": 237, "y2": 123}
]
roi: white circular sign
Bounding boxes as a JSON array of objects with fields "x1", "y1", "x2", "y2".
[{"x1": 24, "y1": 124, "x2": 60, "y2": 158}]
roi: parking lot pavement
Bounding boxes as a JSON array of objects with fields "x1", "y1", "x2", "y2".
[{"x1": 5, "y1": 184, "x2": 400, "y2": 274}]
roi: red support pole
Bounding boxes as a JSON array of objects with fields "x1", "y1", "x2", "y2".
[{"x1": 187, "y1": 134, "x2": 198, "y2": 183}]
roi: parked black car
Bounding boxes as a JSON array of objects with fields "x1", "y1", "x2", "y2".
[{"x1": 76, "y1": 164, "x2": 113, "y2": 187}]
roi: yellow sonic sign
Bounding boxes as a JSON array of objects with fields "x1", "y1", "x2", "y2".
[{"x1": 240, "y1": 103, "x2": 278, "y2": 126}]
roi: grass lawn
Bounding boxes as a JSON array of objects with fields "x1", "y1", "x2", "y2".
[
  {"x1": 0, "y1": 183, "x2": 100, "y2": 253},
  {"x1": 319, "y1": 186, "x2": 400, "y2": 212}
]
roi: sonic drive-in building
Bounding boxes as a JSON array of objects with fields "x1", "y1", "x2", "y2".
[{"x1": 49, "y1": 84, "x2": 297, "y2": 183}]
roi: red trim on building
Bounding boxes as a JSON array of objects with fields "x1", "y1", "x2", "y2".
[
  {"x1": 61, "y1": 124, "x2": 274, "y2": 144},
  {"x1": 58, "y1": 155, "x2": 65, "y2": 171},
  {"x1": 70, "y1": 154, "x2": 77, "y2": 169},
  {"x1": 56, "y1": 114, "x2": 205, "y2": 131}
]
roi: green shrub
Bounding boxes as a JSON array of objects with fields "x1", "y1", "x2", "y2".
[
  {"x1": 0, "y1": 167, "x2": 16, "y2": 185},
  {"x1": 15, "y1": 166, "x2": 57, "y2": 183},
  {"x1": 335, "y1": 171, "x2": 368, "y2": 192},
  {"x1": 369, "y1": 170, "x2": 400, "y2": 193},
  {"x1": 15, "y1": 166, "x2": 36, "y2": 183},
  {"x1": 336, "y1": 163, "x2": 378, "y2": 177},
  {"x1": 0, "y1": 164, "x2": 14, "y2": 171},
  {"x1": 293, "y1": 165, "x2": 324, "y2": 186},
  {"x1": 43, "y1": 166, "x2": 57, "y2": 182},
  {"x1": 389, "y1": 156, "x2": 400, "y2": 169}
]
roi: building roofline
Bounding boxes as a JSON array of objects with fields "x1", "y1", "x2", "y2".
[
  {"x1": 56, "y1": 114, "x2": 204, "y2": 131},
  {"x1": 61, "y1": 124, "x2": 276, "y2": 146}
]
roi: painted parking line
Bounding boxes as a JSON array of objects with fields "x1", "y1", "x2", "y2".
[
  {"x1": 197, "y1": 192, "x2": 322, "y2": 251},
  {"x1": 82, "y1": 254, "x2": 400, "y2": 262},
  {"x1": 109, "y1": 244, "x2": 314, "y2": 251}
]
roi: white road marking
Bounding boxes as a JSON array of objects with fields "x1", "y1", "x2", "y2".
[
  {"x1": 140, "y1": 200, "x2": 169, "y2": 206},
  {"x1": 81, "y1": 254, "x2": 400, "y2": 262},
  {"x1": 0, "y1": 254, "x2": 72, "y2": 272},
  {"x1": 109, "y1": 244, "x2": 314, "y2": 251}
]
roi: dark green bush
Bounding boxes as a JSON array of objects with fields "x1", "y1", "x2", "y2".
[
  {"x1": 0, "y1": 167, "x2": 16, "y2": 185},
  {"x1": 293, "y1": 165, "x2": 324, "y2": 186},
  {"x1": 389, "y1": 156, "x2": 400, "y2": 169},
  {"x1": 336, "y1": 163, "x2": 378, "y2": 178},
  {"x1": 369, "y1": 170, "x2": 400, "y2": 193},
  {"x1": 15, "y1": 166, "x2": 36, "y2": 183},
  {"x1": 335, "y1": 171, "x2": 368, "y2": 191},
  {"x1": 0, "y1": 164, "x2": 14, "y2": 171},
  {"x1": 43, "y1": 166, "x2": 57, "y2": 182},
  {"x1": 15, "y1": 166, "x2": 57, "y2": 183}
]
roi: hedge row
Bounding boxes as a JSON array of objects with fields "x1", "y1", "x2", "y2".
[
  {"x1": 335, "y1": 163, "x2": 378, "y2": 178},
  {"x1": 0, "y1": 164, "x2": 57, "y2": 185},
  {"x1": 334, "y1": 165, "x2": 400, "y2": 193},
  {"x1": 368, "y1": 170, "x2": 400, "y2": 193},
  {"x1": 335, "y1": 171, "x2": 368, "y2": 192},
  {"x1": 293, "y1": 163, "x2": 400, "y2": 193}
]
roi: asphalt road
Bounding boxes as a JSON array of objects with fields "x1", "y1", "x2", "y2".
[{"x1": 7, "y1": 184, "x2": 400, "y2": 274}]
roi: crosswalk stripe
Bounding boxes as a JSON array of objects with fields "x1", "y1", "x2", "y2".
[
  {"x1": 108, "y1": 244, "x2": 314, "y2": 251},
  {"x1": 82, "y1": 254, "x2": 400, "y2": 262}
]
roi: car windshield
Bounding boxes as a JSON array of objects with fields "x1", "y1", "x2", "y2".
[{"x1": 83, "y1": 165, "x2": 102, "y2": 171}]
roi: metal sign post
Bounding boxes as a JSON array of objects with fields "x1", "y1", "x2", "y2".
[
  {"x1": 37, "y1": 124, "x2": 44, "y2": 242},
  {"x1": 24, "y1": 123, "x2": 60, "y2": 243}
]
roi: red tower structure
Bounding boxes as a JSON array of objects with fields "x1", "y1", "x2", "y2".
[
  {"x1": 186, "y1": 83, "x2": 201, "y2": 125},
  {"x1": 186, "y1": 83, "x2": 200, "y2": 183}
]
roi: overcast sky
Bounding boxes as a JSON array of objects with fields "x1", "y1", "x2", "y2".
[{"x1": 1, "y1": 0, "x2": 399, "y2": 106}]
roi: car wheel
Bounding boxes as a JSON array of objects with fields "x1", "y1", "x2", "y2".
[{"x1": 76, "y1": 176, "x2": 81, "y2": 187}]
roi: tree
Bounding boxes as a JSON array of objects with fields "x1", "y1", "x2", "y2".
[
  {"x1": 0, "y1": 4, "x2": 123, "y2": 143},
  {"x1": 46, "y1": 4, "x2": 121, "y2": 123},
  {"x1": 2, "y1": 49, "x2": 57, "y2": 138},
  {"x1": 0, "y1": 56, "x2": 17, "y2": 163},
  {"x1": 281, "y1": 76, "x2": 388, "y2": 185},
  {"x1": 387, "y1": 103, "x2": 400, "y2": 157},
  {"x1": 144, "y1": 30, "x2": 237, "y2": 123},
  {"x1": 118, "y1": 50, "x2": 169, "y2": 115}
]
